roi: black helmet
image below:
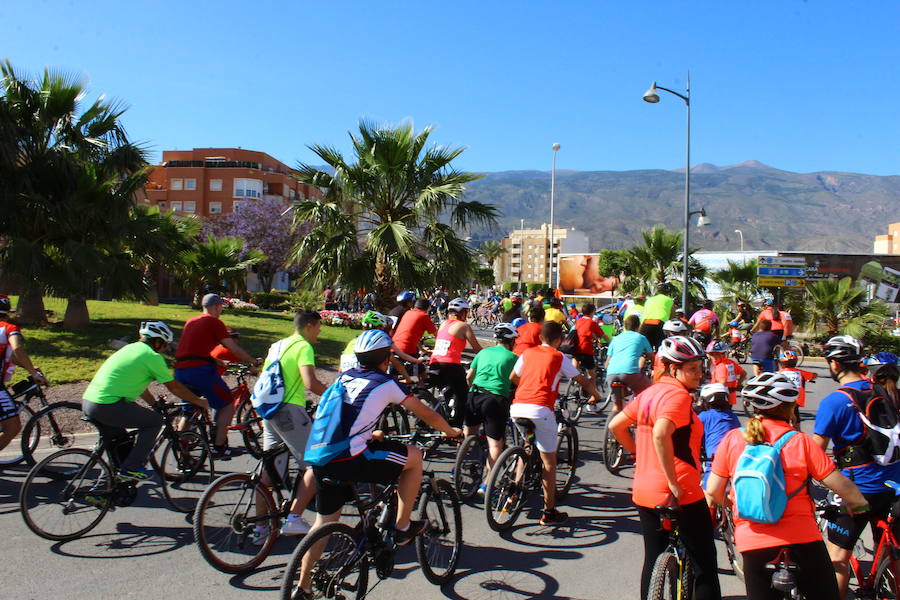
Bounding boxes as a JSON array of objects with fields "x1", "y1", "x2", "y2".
[
  {"x1": 822, "y1": 335, "x2": 865, "y2": 364},
  {"x1": 0, "y1": 295, "x2": 9, "y2": 314}
]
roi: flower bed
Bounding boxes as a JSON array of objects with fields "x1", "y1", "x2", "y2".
[
  {"x1": 222, "y1": 297, "x2": 260, "y2": 311},
  {"x1": 319, "y1": 310, "x2": 365, "y2": 328}
]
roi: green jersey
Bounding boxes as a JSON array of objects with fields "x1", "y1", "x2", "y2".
[
  {"x1": 264, "y1": 334, "x2": 315, "y2": 406},
  {"x1": 642, "y1": 294, "x2": 674, "y2": 322},
  {"x1": 83, "y1": 341, "x2": 173, "y2": 404},
  {"x1": 470, "y1": 344, "x2": 518, "y2": 398}
]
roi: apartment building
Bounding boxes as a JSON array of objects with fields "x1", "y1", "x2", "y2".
[
  {"x1": 143, "y1": 148, "x2": 320, "y2": 216},
  {"x1": 495, "y1": 224, "x2": 589, "y2": 283},
  {"x1": 874, "y1": 222, "x2": 900, "y2": 255}
]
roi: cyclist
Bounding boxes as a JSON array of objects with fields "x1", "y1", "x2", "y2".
[
  {"x1": 689, "y1": 299, "x2": 719, "y2": 345},
  {"x1": 777, "y1": 349, "x2": 817, "y2": 426},
  {"x1": 706, "y1": 372, "x2": 868, "y2": 600},
  {"x1": 571, "y1": 303, "x2": 610, "y2": 387},
  {"x1": 501, "y1": 294, "x2": 525, "y2": 323},
  {"x1": 605, "y1": 314, "x2": 653, "y2": 411},
  {"x1": 464, "y1": 322, "x2": 519, "y2": 493},
  {"x1": 674, "y1": 307, "x2": 690, "y2": 327},
  {"x1": 542, "y1": 297, "x2": 567, "y2": 325},
  {"x1": 388, "y1": 291, "x2": 416, "y2": 323},
  {"x1": 623, "y1": 295, "x2": 645, "y2": 321},
  {"x1": 82, "y1": 321, "x2": 209, "y2": 481},
  {"x1": 707, "y1": 339, "x2": 746, "y2": 406},
  {"x1": 639, "y1": 284, "x2": 676, "y2": 350},
  {"x1": 294, "y1": 330, "x2": 462, "y2": 599},
  {"x1": 813, "y1": 335, "x2": 900, "y2": 598},
  {"x1": 696, "y1": 383, "x2": 739, "y2": 488},
  {"x1": 174, "y1": 293, "x2": 260, "y2": 459},
  {"x1": 510, "y1": 321, "x2": 602, "y2": 525},
  {"x1": 749, "y1": 320, "x2": 781, "y2": 375},
  {"x1": 392, "y1": 299, "x2": 438, "y2": 360},
  {"x1": 751, "y1": 298, "x2": 793, "y2": 341},
  {"x1": 608, "y1": 335, "x2": 722, "y2": 600},
  {"x1": 733, "y1": 300, "x2": 755, "y2": 330},
  {"x1": 866, "y1": 352, "x2": 899, "y2": 402},
  {"x1": 339, "y1": 311, "x2": 419, "y2": 379},
  {"x1": 431, "y1": 298, "x2": 482, "y2": 427},
  {"x1": 255, "y1": 310, "x2": 328, "y2": 539},
  {"x1": 513, "y1": 306, "x2": 544, "y2": 355},
  {"x1": 0, "y1": 295, "x2": 48, "y2": 454}
]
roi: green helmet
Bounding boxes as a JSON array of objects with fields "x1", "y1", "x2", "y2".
[{"x1": 361, "y1": 310, "x2": 388, "y2": 329}]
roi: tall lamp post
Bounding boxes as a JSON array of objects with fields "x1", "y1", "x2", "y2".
[
  {"x1": 734, "y1": 229, "x2": 745, "y2": 264},
  {"x1": 643, "y1": 75, "x2": 708, "y2": 312},
  {"x1": 549, "y1": 142, "x2": 561, "y2": 290}
]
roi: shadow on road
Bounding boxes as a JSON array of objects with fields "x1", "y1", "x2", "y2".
[{"x1": 50, "y1": 520, "x2": 194, "y2": 558}]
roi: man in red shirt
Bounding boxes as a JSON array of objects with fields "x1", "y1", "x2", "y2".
[
  {"x1": 513, "y1": 306, "x2": 544, "y2": 355},
  {"x1": 572, "y1": 303, "x2": 610, "y2": 385},
  {"x1": 392, "y1": 299, "x2": 438, "y2": 358},
  {"x1": 752, "y1": 299, "x2": 794, "y2": 340},
  {"x1": 174, "y1": 294, "x2": 259, "y2": 458}
]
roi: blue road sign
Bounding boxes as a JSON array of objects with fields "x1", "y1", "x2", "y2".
[{"x1": 758, "y1": 267, "x2": 807, "y2": 277}]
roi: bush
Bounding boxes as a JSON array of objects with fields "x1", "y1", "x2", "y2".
[
  {"x1": 862, "y1": 333, "x2": 900, "y2": 355},
  {"x1": 288, "y1": 290, "x2": 323, "y2": 311},
  {"x1": 250, "y1": 291, "x2": 290, "y2": 309},
  {"x1": 526, "y1": 282, "x2": 548, "y2": 294},
  {"x1": 501, "y1": 282, "x2": 520, "y2": 292}
]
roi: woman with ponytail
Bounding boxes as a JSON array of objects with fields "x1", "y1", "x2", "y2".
[
  {"x1": 706, "y1": 372, "x2": 868, "y2": 600},
  {"x1": 867, "y1": 352, "x2": 899, "y2": 404}
]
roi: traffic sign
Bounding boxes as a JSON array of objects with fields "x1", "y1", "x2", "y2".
[
  {"x1": 757, "y1": 277, "x2": 806, "y2": 288},
  {"x1": 758, "y1": 256, "x2": 807, "y2": 266},
  {"x1": 758, "y1": 266, "x2": 807, "y2": 277}
]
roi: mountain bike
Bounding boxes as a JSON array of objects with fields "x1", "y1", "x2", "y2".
[
  {"x1": 483, "y1": 407, "x2": 578, "y2": 531},
  {"x1": 647, "y1": 502, "x2": 695, "y2": 600},
  {"x1": 602, "y1": 381, "x2": 637, "y2": 475},
  {"x1": 773, "y1": 338, "x2": 806, "y2": 367},
  {"x1": 715, "y1": 501, "x2": 743, "y2": 581},
  {"x1": 279, "y1": 448, "x2": 461, "y2": 598},
  {"x1": 226, "y1": 363, "x2": 265, "y2": 458},
  {"x1": 451, "y1": 416, "x2": 523, "y2": 502},
  {"x1": 19, "y1": 400, "x2": 214, "y2": 540}
]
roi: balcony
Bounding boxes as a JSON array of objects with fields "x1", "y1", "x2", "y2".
[{"x1": 164, "y1": 160, "x2": 262, "y2": 169}]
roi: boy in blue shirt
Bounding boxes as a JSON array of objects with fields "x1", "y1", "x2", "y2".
[{"x1": 698, "y1": 383, "x2": 740, "y2": 488}]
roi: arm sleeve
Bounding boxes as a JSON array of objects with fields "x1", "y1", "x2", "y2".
[
  {"x1": 559, "y1": 357, "x2": 580, "y2": 378},
  {"x1": 148, "y1": 352, "x2": 174, "y2": 384},
  {"x1": 640, "y1": 336, "x2": 653, "y2": 354},
  {"x1": 389, "y1": 380, "x2": 412, "y2": 404},
  {"x1": 214, "y1": 318, "x2": 230, "y2": 341},
  {"x1": 801, "y1": 369, "x2": 815, "y2": 382},
  {"x1": 297, "y1": 343, "x2": 316, "y2": 368},
  {"x1": 804, "y1": 436, "x2": 837, "y2": 481},
  {"x1": 424, "y1": 315, "x2": 438, "y2": 335},
  {"x1": 513, "y1": 355, "x2": 524, "y2": 376}
]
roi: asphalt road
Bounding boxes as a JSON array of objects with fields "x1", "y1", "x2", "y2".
[{"x1": 2, "y1": 359, "x2": 839, "y2": 600}]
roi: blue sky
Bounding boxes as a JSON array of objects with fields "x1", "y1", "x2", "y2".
[{"x1": 4, "y1": 0, "x2": 898, "y2": 175}]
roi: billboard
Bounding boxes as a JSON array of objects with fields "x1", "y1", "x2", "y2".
[
  {"x1": 791, "y1": 253, "x2": 900, "y2": 303},
  {"x1": 557, "y1": 254, "x2": 621, "y2": 298}
]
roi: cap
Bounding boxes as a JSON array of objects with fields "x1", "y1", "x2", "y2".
[{"x1": 202, "y1": 293, "x2": 227, "y2": 307}]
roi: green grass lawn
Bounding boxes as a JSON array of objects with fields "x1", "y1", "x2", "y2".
[{"x1": 8, "y1": 297, "x2": 358, "y2": 384}]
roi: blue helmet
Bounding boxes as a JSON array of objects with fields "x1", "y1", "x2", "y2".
[
  {"x1": 354, "y1": 329, "x2": 393, "y2": 353},
  {"x1": 868, "y1": 352, "x2": 899, "y2": 366},
  {"x1": 511, "y1": 317, "x2": 527, "y2": 328},
  {"x1": 396, "y1": 291, "x2": 416, "y2": 303},
  {"x1": 728, "y1": 320, "x2": 740, "y2": 327}
]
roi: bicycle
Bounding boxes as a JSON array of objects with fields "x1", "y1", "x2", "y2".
[
  {"x1": 19, "y1": 400, "x2": 214, "y2": 540},
  {"x1": 483, "y1": 406, "x2": 578, "y2": 531},
  {"x1": 773, "y1": 338, "x2": 806, "y2": 367},
  {"x1": 602, "y1": 381, "x2": 636, "y2": 476},
  {"x1": 647, "y1": 502, "x2": 695, "y2": 600},
  {"x1": 225, "y1": 363, "x2": 265, "y2": 458},
  {"x1": 714, "y1": 500, "x2": 743, "y2": 582},
  {"x1": 279, "y1": 441, "x2": 462, "y2": 598},
  {"x1": 561, "y1": 343, "x2": 609, "y2": 422},
  {"x1": 451, "y1": 416, "x2": 524, "y2": 502}
]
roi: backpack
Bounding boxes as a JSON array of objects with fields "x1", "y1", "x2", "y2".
[
  {"x1": 250, "y1": 338, "x2": 303, "y2": 419},
  {"x1": 694, "y1": 314, "x2": 714, "y2": 334},
  {"x1": 733, "y1": 429, "x2": 803, "y2": 524},
  {"x1": 304, "y1": 378, "x2": 351, "y2": 466},
  {"x1": 558, "y1": 326, "x2": 579, "y2": 355},
  {"x1": 836, "y1": 383, "x2": 900, "y2": 467}
]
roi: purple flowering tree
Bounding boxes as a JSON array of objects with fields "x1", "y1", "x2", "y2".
[{"x1": 204, "y1": 197, "x2": 304, "y2": 292}]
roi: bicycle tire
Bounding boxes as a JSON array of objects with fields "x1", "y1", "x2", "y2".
[
  {"x1": 484, "y1": 446, "x2": 529, "y2": 531},
  {"x1": 0, "y1": 404, "x2": 35, "y2": 466},
  {"x1": 718, "y1": 505, "x2": 743, "y2": 581},
  {"x1": 647, "y1": 550, "x2": 679, "y2": 600},
  {"x1": 193, "y1": 472, "x2": 278, "y2": 573},
  {"x1": 279, "y1": 521, "x2": 368, "y2": 600},
  {"x1": 21, "y1": 401, "x2": 88, "y2": 466},
  {"x1": 19, "y1": 448, "x2": 113, "y2": 541},
  {"x1": 416, "y1": 478, "x2": 463, "y2": 584},
  {"x1": 234, "y1": 397, "x2": 264, "y2": 459},
  {"x1": 153, "y1": 430, "x2": 213, "y2": 514},
  {"x1": 452, "y1": 435, "x2": 487, "y2": 502},
  {"x1": 560, "y1": 379, "x2": 581, "y2": 423},
  {"x1": 680, "y1": 554, "x2": 695, "y2": 600},
  {"x1": 555, "y1": 425, "x2": 578, "y2": 499},
  {"x1": 378, "y1": 404, "x2": 411, "y2": 437},
  {"x1": 875, "y1": 553, "x2": 897, "y2": 600},
  {"x1": 602, "y1": 418, "x2": 625, "y2": 475}
]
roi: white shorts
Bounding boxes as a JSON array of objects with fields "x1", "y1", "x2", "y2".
[
  {"x1": 509, "y1": 403, "x2": 558, "y2": 453},
  {"x1": 262, "y1": 403, "x2": 312, "y2": 467}
]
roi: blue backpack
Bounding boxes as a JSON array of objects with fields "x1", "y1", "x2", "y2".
[
  {"x1": 733, "y1": 429, "x2": 803, "y2": 524},
  {"x1": 304, "y1": 378, "x2": 351, "y2": 466},
  {"x1": 250, "y1": 338, "x2": 303, "y2": 419}
]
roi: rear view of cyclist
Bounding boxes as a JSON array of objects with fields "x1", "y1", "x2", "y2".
[
  {"x1": 431, "y1": 298, "x2": 482, "y2": 426},
  {"x1": 82, "y1": 322, "x2": 209, "y2": 481},
  {"x1": 866, "y1": 352, "x2": 899, "y2": 403}
]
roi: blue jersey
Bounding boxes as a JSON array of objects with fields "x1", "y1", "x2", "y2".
[
  {"x1": 331, "y1": 368, "x2": 412, "y2": 460},
  {"x1": 814, "y1": 379, "x2": 900, "y2": 493},
  {"x1": 699, "y1": 408, "x2": 740, "y2": 460}
]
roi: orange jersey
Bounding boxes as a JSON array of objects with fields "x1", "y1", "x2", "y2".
[
  {"x1": 513, "y1": 322, "x2": 542, "y2": 356},
  {"x1": 710, "y1": 357, "x2": 746, "y2": 405},
  {"x1": 778, "y1": 366, "x2": 816, "y2": 407},
  {"x1": 210, "y1": 344, "x2": 241, "y2": 375}
]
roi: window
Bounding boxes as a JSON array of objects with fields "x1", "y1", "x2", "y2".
[
  {"x1": 209, "y1": 179, "x2": 223, "y2": 191},
  {"x1": 208, "y1": 202, "x2": 222, "y2": 214},
  {"x1": 170, "y1": 201, "x2": 183, "y2": 212},
  {"x1": 289, "y1": 189, "x2": 296, "y2": 200},
  {"x1": 158, "y1": 201, "x2": 167, "y2": 209},
  {"x1": 185, "y1": 178, "x2": 197, "y2": 190},
  {"x1": 170, "y1": 178, "x2": 183, "y2": 190},
  {"x1": 232, "y1": 200, "x2": 248, "y2": 211},
  {"x1": 233, "y1": 178, "x2": 262, "y2": 198},
  {"x1": 183, "y1": 201, "x2": 196, "y2": 213}
]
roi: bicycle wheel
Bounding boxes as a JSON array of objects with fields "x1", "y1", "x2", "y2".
[
  {"x1": 647, "y1": 550, "x2": 679, "y2": 600},
  {"x1": 21, "y1": 401, "x2": 90, "y2": 466},
  {"x1": 416, "y1": 478, "x2": 463, "y2": 584},
  {"x1": 234, "y1": 397, "x2": 264, "y2": 459},
  {"x1": 153, "y1": 431, "x2": 214, "y2": 514},
  {"x1": 875, "y1": 554, "x2": 897, "y2": 600},
  {"x1": 19, "y1": 448, "x2": 113, "y2": 541},
  {"x1": 484, "y1": 446, "x2": 529, "y2": 531},
  {"x1": 452, "y1": 435, "x2": 487, "y2": 502},
  {"x1": 680, "y1": 556, "x2": 695, "y2": 600},
  {"x1": 555, "y1": 426, "x2": 578, "y2": 499},
  {"x1": 378, "y1": 404, "x2": 410, "y2": 437},
  {"x1": 602, "y1": 419, "x2": 626, "y2": 475},
  {"x1": 280, "y1": 521, "x2": 368, "y2": 600},
  {"x1": 193, "y1": 472, "x2": 279, "y2": 573},
  {"x1": 718, "y1": 505, "x2": 743, "y2": 581},
  {"x1": 0, "y1": 405, "x2": 35, "y2": 466}
]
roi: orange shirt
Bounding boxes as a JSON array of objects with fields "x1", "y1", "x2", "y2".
[
  {"x1": 623, "y1": 376, "x2": 705, "y2": 508},
  {"x1": 575, "y1": 317, "x2": 606, "y2": 355},
  {"x1": 210, "y1": 344, "x2": 241, "y2": 375},
  {"x1": 392, "y1": 308, "x2": 437, "y2": 356},
  {"x1": 513, "y1": 322, "x2": 542, "y2": 356},
  {"x1": 711, "y1": 420, "x2": 835, "y2": 552},
  {"x1": 711, "y1": 357, "x2": 746, "y2": 405},
  {"x1": 512, "y1": 345, "x2": 577, "y2": 410},
  {"x1": 778, "y1": 367, "x2": 816, "y2": 407},
  {"x1": 758, "y1": 308, "x2": 794, "y2": 336}
]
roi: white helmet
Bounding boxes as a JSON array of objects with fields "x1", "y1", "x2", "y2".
[
  {"x1": 662, "y1": 318, "x2": 689, "y2": 334},
  {"x1": 699, "y1": 383, "x2": 729, "y2": 401},
  {"x1": 741, "y1": 372, "x2": 800, "y2": 410},
  {"x1": 494, "y1": 322, "x2": 519, "y2": 341},
  {"x1": 448, "y1": 297, "x2": 469, "y2": 312},
  {"x1": 139, "y1": 321, "x2": 174, "y2": 344},
  {"x1": 658, "y1": 336, "x2": 705, "y2": 364}
]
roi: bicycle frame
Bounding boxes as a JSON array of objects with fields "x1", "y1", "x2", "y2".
[
  {"x1": 658, "y1": 506, "x2": 693, "y2": 599},
  {"x1": 848, "y1": 513, "x2": 900, "y2": 592}
]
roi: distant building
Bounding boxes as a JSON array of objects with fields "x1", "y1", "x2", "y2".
[
  {"x1": 142, "y1": 148, "x2": 320, "y2": 216},
  {"x1": 874, "y1": 222, "x2": 900, "y2": 254},
  {"x1": 496, "y1": 224, "x2": 589, "y2": 284}
]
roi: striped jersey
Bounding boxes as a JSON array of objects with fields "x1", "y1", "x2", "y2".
[{"x1": 332, "y1": 368, "x2": 413, "y2": 459}]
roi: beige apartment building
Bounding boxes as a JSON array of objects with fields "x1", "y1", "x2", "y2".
[
  {"x1": 496, "y1": 224, "x2": 589, "y2": 284},
  {"x1": 874, "y1": 222, "x2": 900, "y2": 254}
]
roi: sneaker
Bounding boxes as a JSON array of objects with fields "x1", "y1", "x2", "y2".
[
  {"x1": 394, "y1": 520, "x2": 428, "y2": 546},
  {"x1": 287, "y1": 587, "x2": 313, "y2": 600},
  {"x1": 477, "y1": 483, "x2": 487, "y2": 496},
  {"x1": 212, "y1": 446, "x2": 244, "y2": 460},
  {"x1": 281, "y1": 515, "x2": 311, "y2": 535},
  {"x1": 251, "y1": 525, "x2": 270, "y2": 545},
  {"x1": 540, "y1": 508, "x2": 569, "y2": 526},
  {"x1": 117, "y1": 467, "x2": 154, "y2": 482}
]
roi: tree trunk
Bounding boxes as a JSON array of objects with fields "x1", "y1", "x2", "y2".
[
  {"x1": 141, "y1": 267, "x2": 160, "y2": 306},
  {"x1": 15, "y1": 283, "x2": 47, "y2": 325},
  {"x1": 63, "y1": 296, "x2": 90, "y2": 329},
  {"x1": 259, "y1": 267, "x2": 275, "y2": 294}
]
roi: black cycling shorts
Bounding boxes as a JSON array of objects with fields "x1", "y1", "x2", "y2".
[
  {"x1": 825, "y1": 490, "x2": 900, "y2": 550},
  {"x1": 0, "y1": 389, "x2": 21, "y2": 421},
  {"x1": 312, "y1": 440, "x2": 409, "y2": 516},
  {"x1": 465, "y1": 391, "x2": 510, "y2": 441},
  {"x1": 572, "y1": 353, "x2": 596, "y2": 370}
]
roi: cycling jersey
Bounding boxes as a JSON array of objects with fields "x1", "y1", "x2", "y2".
[
  {"x1": 574, "y1": 318, "x2": 605, "y2": 355},
  {"x1": 430, "y1": 321, "x2": 466, "y2": 364},
  {"x1": 688, "y1": 308, "x2": 718, "y2": 334},
  {"x1": 83, "y1": 342, "x2": 173, "y2": 404},
  {"x1": 710, "y1": 357, "x2": 745, "y2": 405},
  {"x1": 174, "y1": 314, "x2": 230, "y2": 368},
  {"x1": 513, "y1": 322, "x2": 542, "y2": 355},
  {"x1": 758, "y1": 308, "x2": 793, "y2": 336},
  {"x1": 512, "y1": 344, "x2": 577, "y2": 410},
  {"x1": 391, "y1": 308, "x2": 437, "y2": 356},
  {"x1": 698, "y1": 408, "x2": 739, "y2": 460},
  {"x1": 542, "y1": 307, "x2": 567, "y2": 324},
  {"x1": 606, "y1": 330, "x2": 652, "y2": 375},
  {"x1": 469, "y1": 345, "x2": 518, "y2": 398},
  {"x1": 642, "y1": 294, "x2": 674, "y2": 323},
  {"x1": 778, "y1": 367, "x2": 815, "y2": 407},
  {"x1": 0, "y1": 320, "x2": 22, "y2": 382}
]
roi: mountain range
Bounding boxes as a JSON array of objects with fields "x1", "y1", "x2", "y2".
[{"x1": 462, "y1": 160, "x2": 899, "y2": 253}]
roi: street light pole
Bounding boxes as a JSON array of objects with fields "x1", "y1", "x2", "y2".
[
  {"x1": 549, "y1": 143, "x2": 560, "y2": 290},
  {"x1": 734, "y1": 229, "x2": 745, "y2": 263}
]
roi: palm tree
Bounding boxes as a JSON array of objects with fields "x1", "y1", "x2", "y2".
[
  {"x1": 620, "y1": 226, "x2": 707, "y2": 301},
  {"x1": 806, "y1": 276, "x2": 889, "y2": 338},
  {"x1": 711, "y1": 259, "x2": 759, "y2": 303},
  {"x1": 478, "y1": 240, "x2": 507, "y2": 268},
  {"x1": 287, "y1": 121, "x2": 497, "y2": 309},
  {"x1": 178, "y1": 234, "x2": 265, "y2": 307}
]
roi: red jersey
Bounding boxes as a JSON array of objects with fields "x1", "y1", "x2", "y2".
[
  {"x1": 512, "y1": 345, "x2": 577, "y2": 410},
  {"x1": 210, "y1": 344, "x2": 242, "y2": 375},
  {"x1": 710, "y1": 357, "x2": 746, "y2": 405},
  {"x1": 174, "y1": 314, "x2": 230, "y2": 369},
  {"x1": 574, "y1": 317, "x2": 606, "y2": 355},
  {"x1": 430, "y1": 320, "x2": 466, "y2": 365},
  {"x1": 391, "y1": 309, "x2": 437, "y2": 356},
  {"x1": 513, "y1": 322, "x2": 542, "y2": 355},
  {"x1": 0, "y1": 320, "x2": 22, "y2": 380}
]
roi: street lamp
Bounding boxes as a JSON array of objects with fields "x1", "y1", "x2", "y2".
[
  {"x1": 549, "y1": 142, "x2": 561, "y2": 290},
  {"x1": 734, "y1": 229, "x2": 745, "y2": 264},
  {"x1": 643, "y1": 75, "x2": 695, "y2": 312}
]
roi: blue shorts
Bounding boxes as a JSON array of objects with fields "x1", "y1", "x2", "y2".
[
  {"x1": 174, "y1": 365, "x2": 232, "y2": 410},
  {"x1": 751, "y1": 358, "x2": 776, "y2": 372}
]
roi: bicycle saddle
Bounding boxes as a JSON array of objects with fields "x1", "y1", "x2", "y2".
[
  {"x1": 80, "y1": 415, "x2": 124, "y2": 437},
  {"x1": 319, "y1": 476, "x2": 354, "y2": 488},
  {"x1": 260, "y1": 442, "x2": 287, "y2": 458},
  {"x1": 513, "y1": 417, "x2": 536, "y2": 431}
]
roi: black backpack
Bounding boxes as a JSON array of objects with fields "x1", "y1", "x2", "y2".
[
  {"x1": 558, "y1": 326, "x2": 579, "y2": 355},
  {"x1": 835, "y1": 383, "x2": 900, "y2": 468}
]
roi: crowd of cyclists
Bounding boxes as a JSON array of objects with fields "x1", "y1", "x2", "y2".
[{"x1": 4, "y1": 285, "x2": 900, "y2": 600}]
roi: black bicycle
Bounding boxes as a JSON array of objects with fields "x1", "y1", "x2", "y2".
[
  {"x1": 279, "y1": 462, "x2": 462, "y2": 599},
  {"x1": 19, "y1": 400, "x2": 214, "y2": 540},
  {"x1": 452, "y1": 417, "x2": 524, "y2": 502},
  {"x1": 647, "y1": 502, "x2": 695, "y2": 600}
]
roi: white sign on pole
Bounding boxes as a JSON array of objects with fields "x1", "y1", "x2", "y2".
[{"x1": 758, "y1": 256, "x2": 807, "y2": 266}]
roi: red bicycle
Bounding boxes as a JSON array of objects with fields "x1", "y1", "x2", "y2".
[{"x1": 224, "y1": 363, "x2": 264, "y2": 458}]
